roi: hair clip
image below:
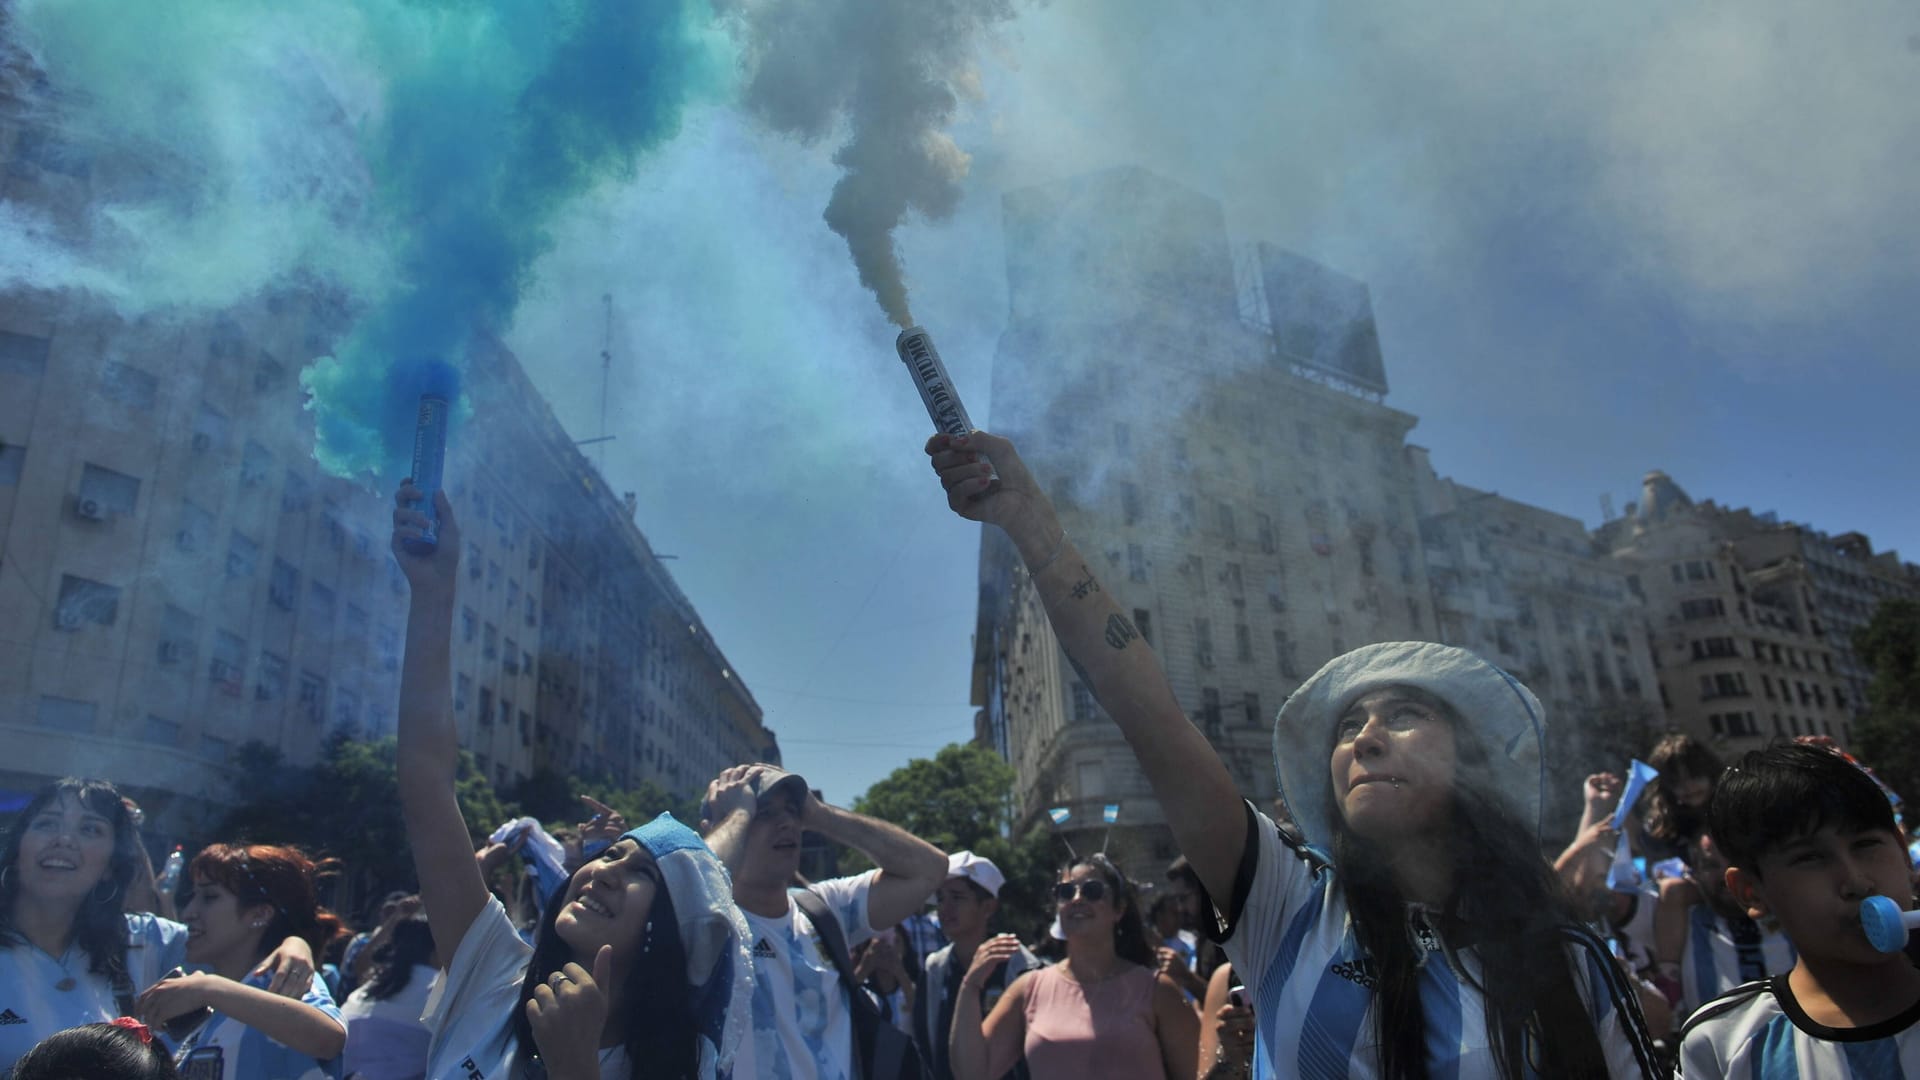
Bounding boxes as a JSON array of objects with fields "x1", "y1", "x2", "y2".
[{"x1": 109, "y1": 1016, "x2": 153, "y2": 1045}]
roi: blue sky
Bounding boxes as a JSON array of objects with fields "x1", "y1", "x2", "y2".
[{"x1": 503, "y1": 0, "x2": 1920, "y2": 803}]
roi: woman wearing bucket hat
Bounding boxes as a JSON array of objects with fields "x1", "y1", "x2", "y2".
[
  {"x1": 392, "y1": 483, "x2": 751, "y2": 1080},
  {"x1": 924, "y1": 432, "x2": 1659, "y2": 1079}
]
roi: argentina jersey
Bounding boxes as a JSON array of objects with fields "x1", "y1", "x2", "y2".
[
  {"x1": 1679, "y1": 905, "x2": 1796, "y2": 1018},
  {"x1": 1211, "y1": 804, "x2": 1660, "y2": 1079},
  {"x1": 1678, "y1": 976, "x2": 1920, "y2": 1079},
  {"x1": 171, "y1": 970, "x2": 343, "y2": 1080}
]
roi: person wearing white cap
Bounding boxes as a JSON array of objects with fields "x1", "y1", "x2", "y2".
[
  {"x1": 910, "y1": 853, "x2": 1036, "y2": 1080},
  {"x1": 923, "y1": 432, "x2": 1661, "y2": 1079}
]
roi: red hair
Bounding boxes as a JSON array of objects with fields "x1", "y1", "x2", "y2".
[{"x1": 189, "y1": 844, "x2": 348, "y2": 963}]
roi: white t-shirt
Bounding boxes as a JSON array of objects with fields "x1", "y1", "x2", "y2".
[
  {"x1": 421, "y1": 898, "x2": 628, "y2": 1080},
  {"x1": 0, "y1": 912, "x2": 188, "y2": 1072},
  {"x1": 730, "y1": 872, "x2": 877, "y2": 1080},
  {"x1": 340, "y1": 963, "x2": 440, "y2": 1080},
  {"x1": 1214, "y1": 806, "x2": 1660, "y2": 1079}
]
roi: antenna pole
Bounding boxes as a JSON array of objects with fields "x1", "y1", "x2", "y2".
[{"x1": 599, "y1": 293, "x2": 613, "y2": 471}]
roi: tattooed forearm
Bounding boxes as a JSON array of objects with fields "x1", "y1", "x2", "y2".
[
  {"x1": 1104, "y1": 613, "x2": 1140, "y2": 650},
  {"x1": 1069, "y1": 564, "x2": 1102, "y2": 600}
]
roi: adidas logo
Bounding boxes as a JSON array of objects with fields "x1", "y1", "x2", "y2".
[
  {"x1": 753, "y1": 938, "x2": 776, "y2": 959},
  {"x1": 1330, "y1": 961, "x2": 1377, "y2": 990},
  {"x1": 0, "y1": 1009, "x2": 26, "y2": 1026}
]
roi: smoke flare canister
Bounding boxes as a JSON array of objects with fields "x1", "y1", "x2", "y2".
[
  {"x1": 896, "y1": 326, "x2": 995, "y2": 479},
  {"x1": 403, "y1": 391, "x2": 450, "y2": 555}
]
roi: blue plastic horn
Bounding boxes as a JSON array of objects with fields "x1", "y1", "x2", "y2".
[{"x1": 1861, "y1": 895, "x2": 1919, "y2": 954}]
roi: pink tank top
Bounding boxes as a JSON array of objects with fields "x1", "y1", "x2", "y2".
[{"x1": 1021, "y1": 963, "x2": 1164, "y2": 1080}]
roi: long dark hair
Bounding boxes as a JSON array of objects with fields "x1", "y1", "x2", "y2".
[
  {"x1": 189, "y1": 844, "x2": 349, "y2": 965},
  {"x1": 0, "y1": 779, "x2": 144, "y2": 1010},
  {"x1": 363, "y1": 914, "x2": 435, "y2": 1002},
  {"x1": 1643, "y1": 733, "x2": 1722, "y2": 846},
  {"x1": 510, "y1": 867, "x2": 698, "y2": 1080},
  {"x1": 9, "y1": 1021, "x2": 179, "y2": 1080},
  {"x1": 1329, "y1": 710, "x2": 1610, "y2": 1079},
  {"x1": 1060, "y1": 854, "x2": 1156, "y2": 969}
]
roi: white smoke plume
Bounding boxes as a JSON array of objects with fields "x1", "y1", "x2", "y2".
[{"x1": 715, "y1": 0, "x2": 1017, "y2": 327}]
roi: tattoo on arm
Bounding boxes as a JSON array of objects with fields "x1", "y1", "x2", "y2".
[
  {"x1": 1069, "y1": 564, "x2": 1102, "y2": 600},
  {"x1": 1104, "y1": 613, "x2": 1140, "y2": 650}
]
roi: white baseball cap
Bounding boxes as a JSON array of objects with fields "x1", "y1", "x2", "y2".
[{"x1": 946, "y1": 850, "x2": 1005, "y2": 898}]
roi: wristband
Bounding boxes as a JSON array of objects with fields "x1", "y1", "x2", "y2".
[{"x1": 1028, "y1": 529, "x2": 1068, "y2": 577}]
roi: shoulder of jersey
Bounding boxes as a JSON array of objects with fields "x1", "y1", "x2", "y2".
[{"x1": 1677, "y1": 978, "x2": 1774, "y2": 1042}]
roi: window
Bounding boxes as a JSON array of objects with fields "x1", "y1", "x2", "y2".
[
  {"x1": 519, "y1": 711, "x2": 532, "y2": 747},
  {"x1": 1761, "y1": 673, "x2": 1775, "y2": 700},
  {"x1": 498, "y1": 697, "x2": 511, "y2": 728},
  {"x1": 255, "y1": 652, "x2": 288, "y2": 701},
  {"x1": 1176, "y1": 495, "x2": 1195, "y2": 534},
  {"x1": 77, "y1": 464, "x2": 140, "y2": 518},
  {"x1": 1121, "y1": 483, "x2": 1142, "y2": 525},
  {"x1": 504, "y1": 637, "x2": 520, "y2": 672},
  {"x1": 159, "y1": 605, "x2": 196, "y2": 666},
  {"x1": 462, "y1": 607, "x2": 478, "y2": 644},
  {"x1": 479, "y1": 687, "x2": 495, "y2": 725},
  {"x1": 1217, "y1": 503, "x2": 1236, "y2": 543},
  {"x1": 1172, "y1": 437, "x2": 1190, "y2": 470},
  {"x1": 488, "y1": 561, "x2": 501, "y2": 591},
  {"x1": 240, "y1": 441, "x2": 273, "y2": 487},
  {"x1": 141, "y1": 715, "x2": 180, "y2": 746},
  {"x1": 456, "y1": 675, "x2": 472, "y2": 712},
  {"x1": 1071, "y1": 681, "x2": 1099, "y2": 725},
  {"x1": 484, "y1": 623, "x2": 498, "y2": 660},
  {"x1": 0, "y1": 330, "x2": 50, "y2": 376},
  {"x1": 1275, "y1": 630, "x2": 1300, "y2": 679},
  {"x1": 0, "y1": 440, "x2": 24, "y2": 485},
  {"x1": 1679, "y1": 598, "x2": 1726, "y2": 620},
  {"x1": 191, "y1": 405, "x2": 228, "y2": 453},
  {"x1": 280, "y1": 470, "x2": 311, "y2": 513},
  {"x1": 99, "y1": 361, "x2": 158, "y2": 409},
  {"x1": 506, "y1": 579, "x2": 520, "y2": 609},
  {"x1": 1133, "y1": 608, "x2": 1153, "y2": 645},
  {"x1": 210, "y1": 632, "x2": 246, "y2": 695},
  {"x1": 201, "y1": 735, "x2": 232, "y2": 764},
  {"x1": 298, "y1": 673, "x2": 326, "y2": 723},
  {"x1": 1200, "y1": 688, "x2": 1223, "y2": 739},
  {"x1": 334, "y1": 689, "x2": 359, "y2": 731},
  {"x1": 225, "y1": 531, "x2": 259, "y2": 579},
  {"x1": 1127, "y1": 544, "x2": 1147, "y2": 583},
  {"x1": 1195, "y1": 618, "x2": 1215, "y2": 667},
  {"x1": 1235, "y1": 623, "x2": 1253, "y2": 662},
  {"x1": 1257, "y1": 512, "x2": 1276, "y2": 555},
  {"x1": 54, "y1": 574, "x2": 119, "y2": 630},
  {"x1": 269, "y1": 560, "x2": 299, "y2": 610},
  {"x1": 307, "y1": 582, "x2": 335, "y2": 626},
  {"x1": 36, "y1": 696, "x2": 95, "y2": 733},
  {"x1": 1357, "y1": 534, "x2": 1376, "y2": 578},
  {"x1": 345, "y1": 604, "x2": 369, "y2": 639},
  {"x1": 1243, "y1": 692, "x2": 1263, "y2": 728}
]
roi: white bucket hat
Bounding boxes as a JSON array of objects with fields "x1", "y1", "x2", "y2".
[{"x1": 1272, "y1": 641, "x2": 1547, "y2": 853}]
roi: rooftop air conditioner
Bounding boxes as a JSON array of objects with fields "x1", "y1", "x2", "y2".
[{"x1": 74, "y1": 497, "x2": 107, "y2": 522}]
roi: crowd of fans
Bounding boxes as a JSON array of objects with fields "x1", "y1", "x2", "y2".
[{"x1": 1, "y1": 433, "x2": 1914, "y2": 1079}]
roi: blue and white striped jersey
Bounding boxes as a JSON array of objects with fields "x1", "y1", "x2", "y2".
[
  {"x1": 1677, "y1": 975, "x2": 1920, "y2": 1079},
  {"x1": 1678, "y1": 904, "x2": 1796, "y2": 1019},
  {"x1": 1209, "y1": 805, "x2": 1659, "y2": 1079}
]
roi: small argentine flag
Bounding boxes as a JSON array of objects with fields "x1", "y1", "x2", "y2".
[
  {"x1": 1048, "y1": 807, "x2": 1071, "y2": 826},
  {"x1": 1103, "y1": 804, "x2": 1119, "y2": 824}
]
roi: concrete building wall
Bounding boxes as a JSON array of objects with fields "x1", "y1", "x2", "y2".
[{"x1": 0, "y1": 80, "x2": 772, "y2": 844}]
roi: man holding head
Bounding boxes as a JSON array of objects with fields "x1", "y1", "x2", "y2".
[
  {"x1": 705, "y1": 763, "x2": 948, "y2": 1080},
  {"x1": 911, "y1": 852, "x2": 1038, "y2": 1080}
]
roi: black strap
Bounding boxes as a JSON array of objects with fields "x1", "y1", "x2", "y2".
[{"x1": 793, "y1": 890, "x2": 884, "y2": 1077}]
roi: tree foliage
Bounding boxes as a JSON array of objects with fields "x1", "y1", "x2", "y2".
[
  {"x1": 848, "y1": 742, "x2": 1060, "y2": 939},
  {"x1": 1854, "y1": 598, "x2": 1920, "y2": 807},
  {"x1": 502, "y1": 767, "x2": 700, "y2": 833},
  {"x1": 215, "y1": 733, "x2": 506, "y2": 919}
]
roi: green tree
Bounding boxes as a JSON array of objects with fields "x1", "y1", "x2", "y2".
[
  {"x1": 848, "y1": 743, "x2": 1059, "y2": 939},
  {"x1": 1854, "y1": 598, "x2": 1920, "y2": 806},
  {"x1": 215, "y1": 734, "x2": 508, "y2": 919},
  {"x1": 501, "y1": 768, "x2": 700, "y2": 833}
]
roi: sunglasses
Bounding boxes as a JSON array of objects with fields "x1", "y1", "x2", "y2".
[{"x1": 1053, "y1": 880, "x2": 1109, "y2": 904}]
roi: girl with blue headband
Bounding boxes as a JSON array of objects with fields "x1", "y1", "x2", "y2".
[{"x1": 391, "y1": 483, "x2": 750, "y2": 1080}]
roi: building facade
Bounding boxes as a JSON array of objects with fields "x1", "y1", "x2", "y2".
[
  {"x1": 1409, "y1": 453, "x2": 1661, "y2": 826},
  {"x1": 1598, "y1": 471, "x2": 1916, "y2": 755},
  {"x1": 972, "y1": 168, "x2": 1438, "y2": 863},
  {"x1": 0, "y1": 74, "x2": 772, "y2": 844}
]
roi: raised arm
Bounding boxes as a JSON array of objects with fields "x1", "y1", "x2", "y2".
[
  {"x1": 926, "y1": 432, "x2": 1246, "y2": 904},
  {"x1": 391, "y1": 485, "x2": 493, "y2": 951},
  {"x1": 802, "y1": 796, "x2": 946, "y2": 931}
]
